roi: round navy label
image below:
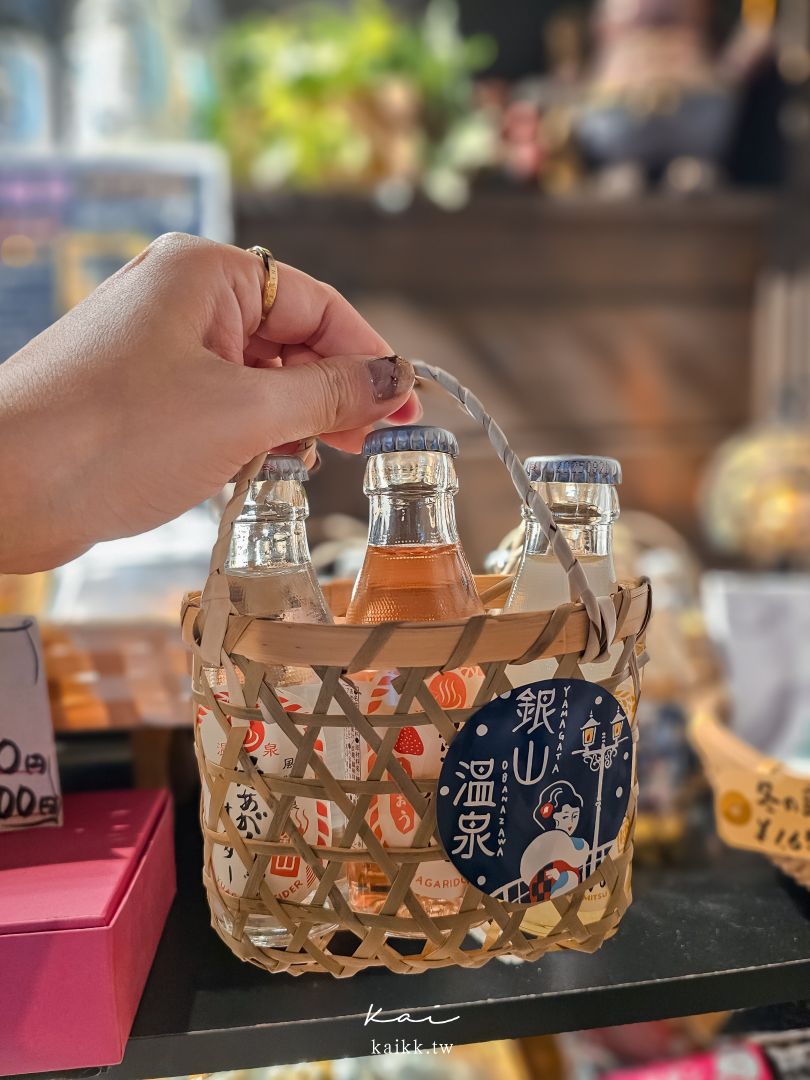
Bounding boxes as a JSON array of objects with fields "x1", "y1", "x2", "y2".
[{"x1": 436, "y1": 679, "x2": 632, "y2": 904}]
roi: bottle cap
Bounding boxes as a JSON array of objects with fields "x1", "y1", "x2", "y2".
[
  {"x1": 524, "y1": 455, "x2": 622, "y2": 485},
  {"x1": 258, "y1": 454, "x2": 309, "y2": 481},
  {"x1": 362, "y1": 425, "x2": 459, "y2": 458}
]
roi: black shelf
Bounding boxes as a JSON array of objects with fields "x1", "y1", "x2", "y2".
[{"x1": 59, "y1": 806, "x2": 810, "y2": 1079}]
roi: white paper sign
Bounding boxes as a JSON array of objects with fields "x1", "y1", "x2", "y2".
[
  {"x1": 0, "y1": 616, "x2": 62, "y2": 829},
  {"x1": 702, "y1": 572, "x2": 810, "y2": 765}
]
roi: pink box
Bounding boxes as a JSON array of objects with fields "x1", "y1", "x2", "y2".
[{"x1": 0, "y1": 788, "x2": 175, "y2": 1077}]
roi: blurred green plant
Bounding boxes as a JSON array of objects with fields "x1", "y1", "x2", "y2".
[{"x1": 213, "y1": 0, "x2": 497, "y2": 209}]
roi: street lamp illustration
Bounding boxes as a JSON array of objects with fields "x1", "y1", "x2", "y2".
[
  {"x1": 574, "y1": 707, "x2": 628, "y2": 875},
  {"x1": 612, "y1": 708, "x2": 625, "y2": 744}
]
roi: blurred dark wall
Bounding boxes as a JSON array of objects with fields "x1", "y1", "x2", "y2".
[{"x1": 237, "y1": 191, "x2": 774, "y2": 566}]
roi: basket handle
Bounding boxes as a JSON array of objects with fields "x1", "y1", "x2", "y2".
[
  {"x1": 197, "y1": 363, "x2": 614, "y2": 667},
  {"x1": 411, "y1": 361, "x2": 609, "y2": 647}
]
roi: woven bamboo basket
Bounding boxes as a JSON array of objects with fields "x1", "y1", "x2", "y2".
[
  {"x1": 692, "y1": 692, "x2": 810, "y2": 891},
  {"x1": 181, "y1": 362, "x2": 652, "y2": 976}
]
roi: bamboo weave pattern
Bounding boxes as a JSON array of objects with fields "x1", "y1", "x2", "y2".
[{"x1": 182, "y1": 363, "x2": 651, "y2": 976}]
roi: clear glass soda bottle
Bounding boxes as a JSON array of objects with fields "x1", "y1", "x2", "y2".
[
  {"x1": 345, "y1": 425, "x2": 485, "y2": 926},
  {"x1": 197, "y1": 454, "x2": 339, "y2": 946},
  {"x1": 503, "y1": 454, "x2": 634, "y2": 933},
  {"x1": 504, "y1": 455, "x2": 624, "y2": 686}
]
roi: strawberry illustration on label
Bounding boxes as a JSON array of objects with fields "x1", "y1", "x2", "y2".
[{"x1": 394, "y1": 726, "x2": 424, "y2": 756}]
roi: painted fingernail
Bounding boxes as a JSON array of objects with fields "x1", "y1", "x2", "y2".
[{"x1": 368, "y1": 354, "x2": 414, "y2": 402}]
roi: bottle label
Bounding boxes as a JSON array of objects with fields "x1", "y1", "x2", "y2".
[
  {"x1": 436, "y1": 679, "x2": 633, "y2": 905},
  {"x1": 197, "y1": 681, "x2": 332, "y2": 904},
  {"x1": 353, "y1": 666, "x2": 483, "y2": 900}
]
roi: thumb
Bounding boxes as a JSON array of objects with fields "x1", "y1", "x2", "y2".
[{"x1": 236, "y1": 353, "x2": 416, "y2": 452}]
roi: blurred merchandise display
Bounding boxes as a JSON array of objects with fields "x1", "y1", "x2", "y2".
[
  {"x1": 703, "y1": 265, "x2": 810, "y2": 568},
  {"x1": 631, "y1": 540, "x2": 713, "y2": 861},
  {"x1": 332, "y1": 1040, "x2": 531, "y2": 1078},
  {"x1": 0, "y1": 0, "x2": 788, "y2": 205},
  {"x1": 560, "y1": 1015, "x2": 736, "y2": 1080},
  {"x1": 756, "y1": 1030, "x2": 810, "y2": 1080},
  {"x1": 702, "y1": 424, "x2": 810, "y2": 567},
  {"x1": 0, "y1": 0, "x2": 54, "y2": 147},
  {"x1": 486, "y1": 9, "x2": 588, "y2": 196},
  {"x1": 66, "y1": 0, "x2": 177, "y2": 145},
  {"x1": 65, "y1": 0, "x2": 220, "y2": 146},
  {"x1": 0, "y1": 148, "x2": 230, "y2": 362},
  {"x1": 695, "y1": 182, "x2": 810, "y2": 859},
  {"x1": 173, "y1": 0, "x2": 222, "y2": 141},
  {"x1": 700, "y1": 254, "x2": 810, "y2": 765},
  {"x1": 214, "y1": 0, "x2": 497, "y2": 210},
  {"x1": 602, "y1": 1041, "x2": 773, "y2": 1080},
  {"x1": 576, "y1": 0, "x2": 774, "y2": 196},
  {"x1": 152, "y1": 1039, "x2": 531, "y2": 1079}
]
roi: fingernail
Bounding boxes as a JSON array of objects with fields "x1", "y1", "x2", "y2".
[
  {"x1": 269, "y1": 438, "x2": 315, "y2": 455},
  {"x1": 368, "y1": 354, "x2": 414, "y2": 402}
]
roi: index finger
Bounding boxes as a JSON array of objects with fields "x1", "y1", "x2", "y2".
[{"x1": 252, "y1": 261, "x2": 391, "y2": 358}]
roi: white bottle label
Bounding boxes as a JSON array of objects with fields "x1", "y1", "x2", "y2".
[
  {"x1": 197, "y1": 682, "x2": 331, "y2": 904},
  {"x1": 354, "y1": 667, "x2": 483, "y2": 900}
]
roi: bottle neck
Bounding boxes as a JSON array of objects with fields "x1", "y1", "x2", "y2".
[
  {"x1": 522, "y1": 480, "x2": 619, "y2": 563},
  {"x1": 365, "y1": 451, "x2": 461, "y2": 548},
  {"x1": 226, "y1": 478, "x2": 313, "y2": 571},
  {"x1": 368, "y1": 493, "x2": 460, "y2": 547}
]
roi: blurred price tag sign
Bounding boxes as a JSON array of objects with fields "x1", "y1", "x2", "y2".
[
  {"x1": 692, "y1": 711, "x2": 810, "y2": 859},
  {"x1": 0, "y1": 616, "x2": 62, "y2": 830}
]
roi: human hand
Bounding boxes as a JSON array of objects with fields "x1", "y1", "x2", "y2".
[{"x1": 0, "y1": 233, "x2": 420, "y2": 572}]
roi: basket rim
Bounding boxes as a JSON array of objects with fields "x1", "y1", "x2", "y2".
[
  {"x1": 182, "y1": 576, "x2": 650, "y2": 669},
  {"x1": 690, "y1": 691, "x2": 810, "y2": 884}
]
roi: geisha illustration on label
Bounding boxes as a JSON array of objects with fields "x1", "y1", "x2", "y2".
[
  {"x1": 437, "y1": 679, "x2": 633, "y2": 905},
  {"x1": 520, "y1": 781, "x2": 589, "y2": 902}
]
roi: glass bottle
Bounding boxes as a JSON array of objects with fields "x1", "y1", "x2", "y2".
[
  {"x1": 345, "y1": 425, "x2": 485, "y2": 926},
  {"x1": 503, "y1": 455, "x2": 633, "y2": 934},
  {"x1": 504, "y1": 455, "x2": 624, "y2": 687},
  {"x1": 196, "y1": 454, "x2": 339, "y2": 947}
]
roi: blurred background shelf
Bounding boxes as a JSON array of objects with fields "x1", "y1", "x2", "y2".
[
  {"x1": 236, "y1": 189, "x2": 777, "y2": 567},
  {"x1": 235, "y1": 189, "x2": 777, "y2": 300}
]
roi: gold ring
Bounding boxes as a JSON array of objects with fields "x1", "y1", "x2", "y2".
[{"x1": 246, "y1": 245, "x2": 279, "y2": 321}]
